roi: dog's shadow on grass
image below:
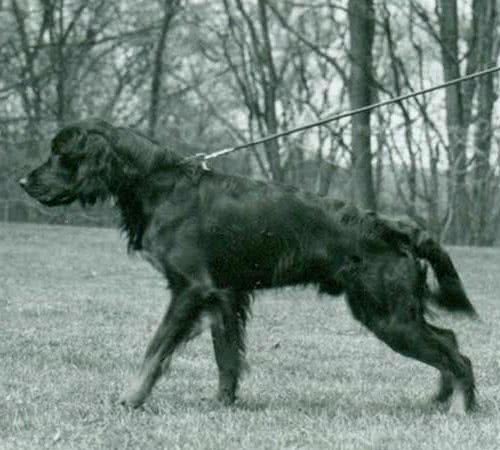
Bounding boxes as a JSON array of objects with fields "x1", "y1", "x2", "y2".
[
  {"x1": 193, "y1": 396, "x2": 496, "y2": 418},
  {"x1": 234, "y1": 396, "x2": 437, "y2": 416},
  {"x1": 134, "y1": 395, "x2": 437, "y2": 417},
  {"x1": 115, "y1": 390, "x2": 495, "y2": 418}
]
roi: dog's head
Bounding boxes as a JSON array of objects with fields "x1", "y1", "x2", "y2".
[{"x1": 20, "y1": 119, "x2": 167, "y2": 206}]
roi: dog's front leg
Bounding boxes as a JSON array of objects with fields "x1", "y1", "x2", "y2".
[
  {"x1": 119, "y1": 286, "x2": 209, "y2": 408},
  {"x1": 119, "y1": 297, "x2": 177, "y2": 408},
  {"x1": 210, "y1": 291, "x2": 250, "y2": 405}
]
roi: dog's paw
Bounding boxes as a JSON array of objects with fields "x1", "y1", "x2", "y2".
[
  {"x1": 216, "y1": 390, "x2": 236, "y2": 406},
  {"x1": 448, "y1": 387, "x2": 475, "y2": 416},
  {"x1": 432, "y1": 377, "x2": 454, "y2": 404},
  {"x1": 119, "y1": 389, "x2": 147, "y2": 409}
]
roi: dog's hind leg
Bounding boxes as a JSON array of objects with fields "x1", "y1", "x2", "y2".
[
  {"x1": 367, "y1": 317, "x2": 476, "y2": 414},
  {"x1": 426, "y1": 324, "x2": 459, "y2": 404},
  {"x1": 119, "y1": 285, "x2": 218, "y2": 408},
  {"x1": 340, "y1": 255, "x2": 476, "y2": 414},
  {"x1": 211, "y1": 291, "x2": 251, "y2": 405}
]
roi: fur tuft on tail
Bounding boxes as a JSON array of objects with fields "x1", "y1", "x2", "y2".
[
  {"x1": 431, "y1": 274, "x2": 477, "y2": 316},
  {"x1": 414, "y1": 235, "x2": 477, "y2": 317}
]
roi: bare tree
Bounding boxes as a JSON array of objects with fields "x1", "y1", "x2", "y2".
[
  {"x1": 348, "y1": 0, "x2": 376, "y2": 210},
  {"x1": 219, "y1": 0, "x2": 284, "y2": 181},
  {"x1": 437, "y1": 0, "x2": 469, "y2": 243},
  {"x1": 148, "y1": 0, "x2": 182, "y2": 137},
  {"x1": 469, "y1": 0, "x2": 497, "y2": 245}
]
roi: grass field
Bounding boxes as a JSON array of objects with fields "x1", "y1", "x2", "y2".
[{"x1": 1, "y1": 222, "x2": 500, "y2": 449}]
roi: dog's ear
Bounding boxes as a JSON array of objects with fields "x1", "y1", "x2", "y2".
[
  {"x1": 76, "y1": 143, "x2": 113, "y2": 206},
  {"x1": 76, "y1": 132, "x2": 135, "y2": 205},
  {"x1": 78, "y1": 133, "x2": 116, "y2": 176},
  {"x1": 52, "y1": 126, "x2": 88, "y2": 156}
]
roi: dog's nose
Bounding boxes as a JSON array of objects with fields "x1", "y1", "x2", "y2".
[{"x1": 19, "y1": 177, "x2": 28, "y2": 187}]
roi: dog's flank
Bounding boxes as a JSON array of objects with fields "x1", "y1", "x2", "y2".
[{"x1": 20, "y1": 119, "x2": 477, "y2": 414}]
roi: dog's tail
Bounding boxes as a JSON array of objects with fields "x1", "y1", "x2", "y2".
[{"x1": 413, "y1": 235, "x2": 477, "y2": 317}]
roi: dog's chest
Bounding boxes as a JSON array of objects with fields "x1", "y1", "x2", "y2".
[{"x1": 140, "y1": 250, "x2": 165, "y2": 274}]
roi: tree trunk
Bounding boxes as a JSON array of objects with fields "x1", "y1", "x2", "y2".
[
  {"x1": 257, "y1": 0, "x2": 282, "y2": 182},
  {"x1": 470, "y1": 0, "x2": 497, "y2": 245},
  {"x1": 348, "y1": 0, "x2": 376, "y2": 210},
  {"x1": 317, "y1": 160, "x2": 334, "y2": 197},
  {"x1": 428, "y1": 146, "x2": 441, "y2": 240},
  {"x1": 438, "y1": 0, "x2": 468, "y2": 244},
  {"x1": 148, "y1": 0, "x2": 181, "y2": 138}
]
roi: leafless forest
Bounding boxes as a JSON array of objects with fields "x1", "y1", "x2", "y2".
[{"x1": 1, "y1": 0, "x2": 499, "y2": 245}]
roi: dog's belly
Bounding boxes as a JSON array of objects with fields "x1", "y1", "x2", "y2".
[
  {"x1": 201, "y1": 202, "x2": 348, "y2": 290},
  {"x1": 205, "y1": 237, "x2": 340, "y2": 290}
]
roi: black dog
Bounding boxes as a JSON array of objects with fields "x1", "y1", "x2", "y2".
[{"x1": 20, "y1": 119, "x2": 477, "y2": 414}]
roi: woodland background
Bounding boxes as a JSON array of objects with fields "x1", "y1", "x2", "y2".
[{"x1": 1, "y1": 0, "x2": 499, "y2": 245}]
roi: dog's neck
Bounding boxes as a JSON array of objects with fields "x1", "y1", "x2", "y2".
[
  {"x1": 112, "y1": 164, "x2": 202, "y2": 251},
  {"x1": 108, "y1": 174, "x2": 147, "y2": 251}
]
